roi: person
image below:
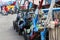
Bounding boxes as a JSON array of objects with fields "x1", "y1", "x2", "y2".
[
  {"x1": 1, "y1": 6, "x2": 3, "y2": 14},
  {"x1": 2, "y1": 6, "x2": 6, "y2": 15},
  {"x1": 4, "y1": 6, "x2": 9, "y2": 15},
  {"x1": 10, "y1": 8, "x2": 14, "y2": 14}
]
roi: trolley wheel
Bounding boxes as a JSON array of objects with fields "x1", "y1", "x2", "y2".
[
  {"x1": 18, "y1": 29, "x2": 22, "y2": 35},
  {"x1": 15, "y1": 26, "x2": 19, "y2": 32},
  {"x1": 23, "y1": 31, "x2": 29, "y2": 40},
  {"x1": 13, "y1": 21, "x2": 16, "y2": 30}
]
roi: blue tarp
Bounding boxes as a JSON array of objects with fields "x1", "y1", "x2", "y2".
[
  {"x1": 47, "y1": 0, "x2": 51, "y2": 4},
  {"x1": 21, "y1": 0, "x2": 25, "y2": 5},
  {"x1": 32, "y1": 8, "x2": 39, "y2": 28},
  {"x1": 15, "y1": 1, "x2": 19, "y2": 9},
  {"x1": 32, "y1": 8, "x2": 39, "y2": 32},
  {"x1": 29, "y1": 2, "x2": 33, "y2": 9},
  {"x1": 47, "y1": 0, "x2": 59, "y2": 4},
  {"x1": 41, "y1": 28, "x2": 47, "y2": 40}
]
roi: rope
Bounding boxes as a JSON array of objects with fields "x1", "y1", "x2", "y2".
[
  {"x1": 44, "y1": 0, "x2": 57, "y2": 40},
  {"x1": 44, "y1": 0, "x2": 55, "y2": 27},
  {"x1": 56, "y1": 4, "x2": 60, "y2": 6}
]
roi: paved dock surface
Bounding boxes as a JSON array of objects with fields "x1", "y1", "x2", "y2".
[{"x1": 0, "y1": 14, "x2": 24, "y2": 40}]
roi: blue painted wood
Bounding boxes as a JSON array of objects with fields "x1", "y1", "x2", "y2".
[
  {"x1": 41, "y1": 28, "x2": 47, "y2": 40},
  {"x1": 42, "y1": 8, "x2": 60, "y2": 13}
]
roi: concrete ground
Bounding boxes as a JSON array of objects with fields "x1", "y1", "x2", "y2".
[
  {"x1": 0, "y1": 14, "x2": 60, "y2": 40},
  {"x1": 0, "y1": 14, "x2": 24, "y2": 40}
]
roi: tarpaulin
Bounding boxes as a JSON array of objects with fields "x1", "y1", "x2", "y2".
[
  {"x1": 21, "y1": 0, "x2": 25, "y2": 6},
  {"x1": 29, "y1": 2, "x2": 33, "y2": 9},
  {"x1": 32, "y1": 8, "x2": 39, "y2": 32}
]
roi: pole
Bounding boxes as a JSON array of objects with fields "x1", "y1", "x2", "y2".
[{"x1": 38, "y1": 0, "x2": 43, "y2": 9}]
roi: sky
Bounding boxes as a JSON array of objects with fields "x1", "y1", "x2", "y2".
[
  {"x1": 0, "y1": 0, "x2": 59, "y2": 2},
  {"x1": 0, "y1": 0, "x2": 15, "y2": 2}
]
